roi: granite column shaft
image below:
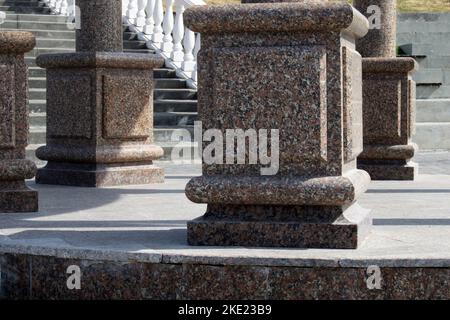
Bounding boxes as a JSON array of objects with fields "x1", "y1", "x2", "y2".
[{"x1": 0, "y1": 31, "x2": 38, "y2": 212}]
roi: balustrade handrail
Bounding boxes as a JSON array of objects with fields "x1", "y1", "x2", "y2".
[
  {"x1": 123, "y1": 0, "x2": 204, "y2": 88},
  {"x1": 41, "y1": 0, "x2": 203, "y2": 89}
]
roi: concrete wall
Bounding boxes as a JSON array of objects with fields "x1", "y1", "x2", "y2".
[{"x1": 398, "y1": 13, "x2": 450, "y2": 150}]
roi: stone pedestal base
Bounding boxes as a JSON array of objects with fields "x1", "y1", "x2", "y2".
[
  {"x1": 358, "y1": 160, "x2": 418, "y2": 181},
  {"x1": 188, "y1": 203, "x2": 372, "y2": 249},
  {"x1": 36, "y1": 162, "x2": 164, "y2": 187},
  {"x1": 0, "y1": 186, "x2": 38, "y2": 213},
  {"x1": 358, "y1": 143, "x2": 418, "y2": 180}
]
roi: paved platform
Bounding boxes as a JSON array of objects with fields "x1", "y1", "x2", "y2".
[{"x1": 0, "y1": 152, "x2": 449, "y2": 299}]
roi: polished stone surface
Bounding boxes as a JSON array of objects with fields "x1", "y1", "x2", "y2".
[
  {"x1": 0, "y1": 31, "x2": 38, "y2": 213},
  {"x1": 0, "y1": 155, "x2": 449, "y2": 265},
  {"x1": 353, "y1": 0, "x2": 397, "y2": 58},
  {"x1": 36, "y1": 0, "x2": 165, "y2": 187},
  {"x1": 76, "y1": 0, "x2": 123, "y2": 52},
  {"x1": 184, "y1": 2, "x2": 370, "y2": 248},
  {"x1": 354, "y1": 0, "x2": 418, "y2": 181}
]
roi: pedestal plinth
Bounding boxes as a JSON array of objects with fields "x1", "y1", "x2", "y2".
[
  {"x1": 35, "y1": 52, "x2": 165, "y2": 187},
  {"x1": 357, "y1": 58, "x2": 418, "y2": 180},
  {"x1": 0, "y1": 31, "x2": 38, "y2": 213},
  {"x1": 354, "y1": 0, "x2": 418, "y2": 180},
  {"x1": 35, "y1": 0, "x2": 165, "y2": 187},
  {"x1": 184, "y1": 2, "x2": 371, "y2": 249}
]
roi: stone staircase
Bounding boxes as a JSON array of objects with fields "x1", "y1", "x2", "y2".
[
  {"x1": 398, "y1": 13, "x2": 450, "y2": 151},
  {"x1": 0, "y1": 0, "x2": 197, "y2": 166}
]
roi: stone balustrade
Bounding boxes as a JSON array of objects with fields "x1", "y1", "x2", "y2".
[
  {"x1": 122, "y1": 0, "x2": 204, "y2": 88},
  {"x1": 44, "y1": 0, "x2": 204, "y2": 88}
]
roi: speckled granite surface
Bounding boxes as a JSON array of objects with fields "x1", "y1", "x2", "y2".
[
  {"x1": 0, "y1": 161, "x2": 449, "y2": 299},
  {"x1": 184, "y1": 2, "x2": 371, "y2": 248},
  {"x1": 36, "y1": 0, "x2": 165, "y2": 187},
  {"x1": 354, "y1": 0, "x2": 397, "y2": 58},
  {"x1": 0, "y1": 31, "x2": 38, "y2": 213},
  {"x1": 76, "y1": 0, "x2": 123, "y2": 52},
  {"x1": 354, "y1": 0, "x2": 418, "y2": 181}
]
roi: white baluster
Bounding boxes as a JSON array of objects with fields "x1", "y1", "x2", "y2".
[
  {"x1": 192, "y1": 33, "x2": 201, "y2": 82},
  {"x1": 161, "y1": 0, "x2": 174, "y2": 54},
  {"x1": 123, "y1": 0, "x2": 130, "y2": 17},
  {"x1": 55, "y1": 0, "x2": 63, "y2": 14},
  {"x1": 171, "y1": 0, "x2": 184, "y2": 66},
  {"x1": 127, "y1": 0, "x2": 138, "y2": 24},
  {"x1": 136, "y1": 0, "x2": 147, "y2": 28},
  {"x1": 182, "y1": 27, "x2": 195, "y2": 74},
  {"x1": 143, "y1": 0, "x2": 155, "y2": 35},
  {"x1": 67, "y1": 0, "x2": 75, "y2": 16},
  {"x1": 60, "y1": 0, "x2": 68, "y2": 16},
  {"x1": 49, "y1": 0, "x2": 56, "y2": 11},
  {"x1": 151, "y1": 0, "x2": 164, "y2": 48}
]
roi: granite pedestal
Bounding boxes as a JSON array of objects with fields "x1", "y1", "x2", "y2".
[
  {"x1": 35, "y1": 0, "x2": 165, "y2": 187},
  {"x1": 355, "y1": 0, "x2": 418, "y2": 180},
  {"x1": 0, "y1": 31, "x2": 38, "y2": 213},
  {"x1": 184, "y1": 2, "x2": 371, "y2": 249}
]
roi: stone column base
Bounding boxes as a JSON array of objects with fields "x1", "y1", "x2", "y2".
[
  {"x1": 36, "y1": 162, "x2": 164, "y2": 187},
  {"x1": 358, "y1": 144, "x2": 418, "y2": 180},
  {"x1": 358, "y1": 160, "x2": 418, "y2": 181},
  {"x1": 0, "y1": 186, "x2": 38, "y2": 213},
  {"x1": 188, "y1": 203, "x2": 372, "y2": 249}
]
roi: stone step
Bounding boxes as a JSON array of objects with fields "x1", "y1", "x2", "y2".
[
  {"x1": 29, "y1": 112, "x2": 46, "y2": 127},
  {"x1": 3, "y1": 13, "x2": 69, "y2": 23},
  {"x1": 154, "y1": 112, "x2": 197, "y2": 126},
  {"x1": 1, "y1": 20, "x2": 72, "y2": 31},
  {"x1": 423, "y1": 56, "x2": 450, "y2": 69},
  {"x1": 29, "y1": 99, "x2": 46, "y2": 113},
  {"x1": 154, "y1": 78, "x2": 187, "y2": 89},
  {"x1": 27, "y1": 47, "x2": 74, "y2": 56},
  {"x1": 414, "y1": 69, "x2": 444, "y2": 86},
  {"x1": 0, "y1": 0, "x2": 42, "y2": 5},
  {"x1": 28, "y1": 76, "x2": 45, "y2": 88},
  {"x1": 154, "y1": 100, "x2": 197, "y2": 113},
  {"x1": 29, "y1": 88, "x2": 45, "y2": 100},
  {"x1": 0, "y1": 0, "x2": 42, "y2": 7},
  {"x1": 154, "y1": 88, "x2": 197, "y2": 100},
  {"x1": 123, "y1": 31, "x2": 138, "y2": 41},
  {"x1": 416, "y1": 85, "x2": 450, "y2": 99},
  {"x1": 397, "y1": 32, "x2": 450, "y2": 45},
  {"x1": 29, "y1": 66, "x2": 45, "y2": 77},
  {"x1": 0, "y1": 28, "x2": 75, "y2": 39},
  {"x1": 29, "y1": 125, "x2": 45, "y2": 144},
  {"x1": 154, "y1": 68, "x2": 177, "y2": 78},
  {"x1": 413, "y1": 122, "x2": 450, "y2": 151},
  {"x1": 28, "y1": 67, "x2": 177, "y2": 79},
  {"x1": 27, "y1": 78, "x2": 190, "y2": 90},
  {"x1": 35, "y1": 37, "x2": 75, "y2": 48},
  {"x1": 0, "y1": 6, "x2": 50, "y2": 14},
  {"x1": 416, "y1": 99, "x2": 450, "y2": 123},
  {"x1": 28, "y1": 112, "x2": 198, "y2": 137}
]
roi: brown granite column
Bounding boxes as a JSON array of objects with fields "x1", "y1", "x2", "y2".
[
  {"x1": 0, "y1": 31, "x2": 38, "y2": 212},
  {"x1": 35, "y1": 0, "x2": 165, "y2": 187},
  {"x1": 354, "y1": 0, "x2": 418, "y2": 180},
  {"x1": 184, "y1": 2, "x2": 372, "y2": 249}
]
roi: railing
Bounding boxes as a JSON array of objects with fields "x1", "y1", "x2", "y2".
[
  {"x1": 42, "y1": 0, "x2": 204, "y2": 88},
  {"x1": 122, "y1": 0, "x2": 204, "y2": 88},
  {"x1": 41, "y1": 0, "x2": 76, "y2": 16}
]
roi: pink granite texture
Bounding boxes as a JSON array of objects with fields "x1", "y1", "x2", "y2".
[
  {"x1": 35, "y1": 0, "x2": 165, "y2": 187},
  {"x1": 184, "y1": 2, "x2": 372, "y2": 249},
  {"x1": 0, "y1": 31, "x2": 38, "y2": 213},
  {"x1": 354, "y1": 0, "x2": 418, "y2": 180}
]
